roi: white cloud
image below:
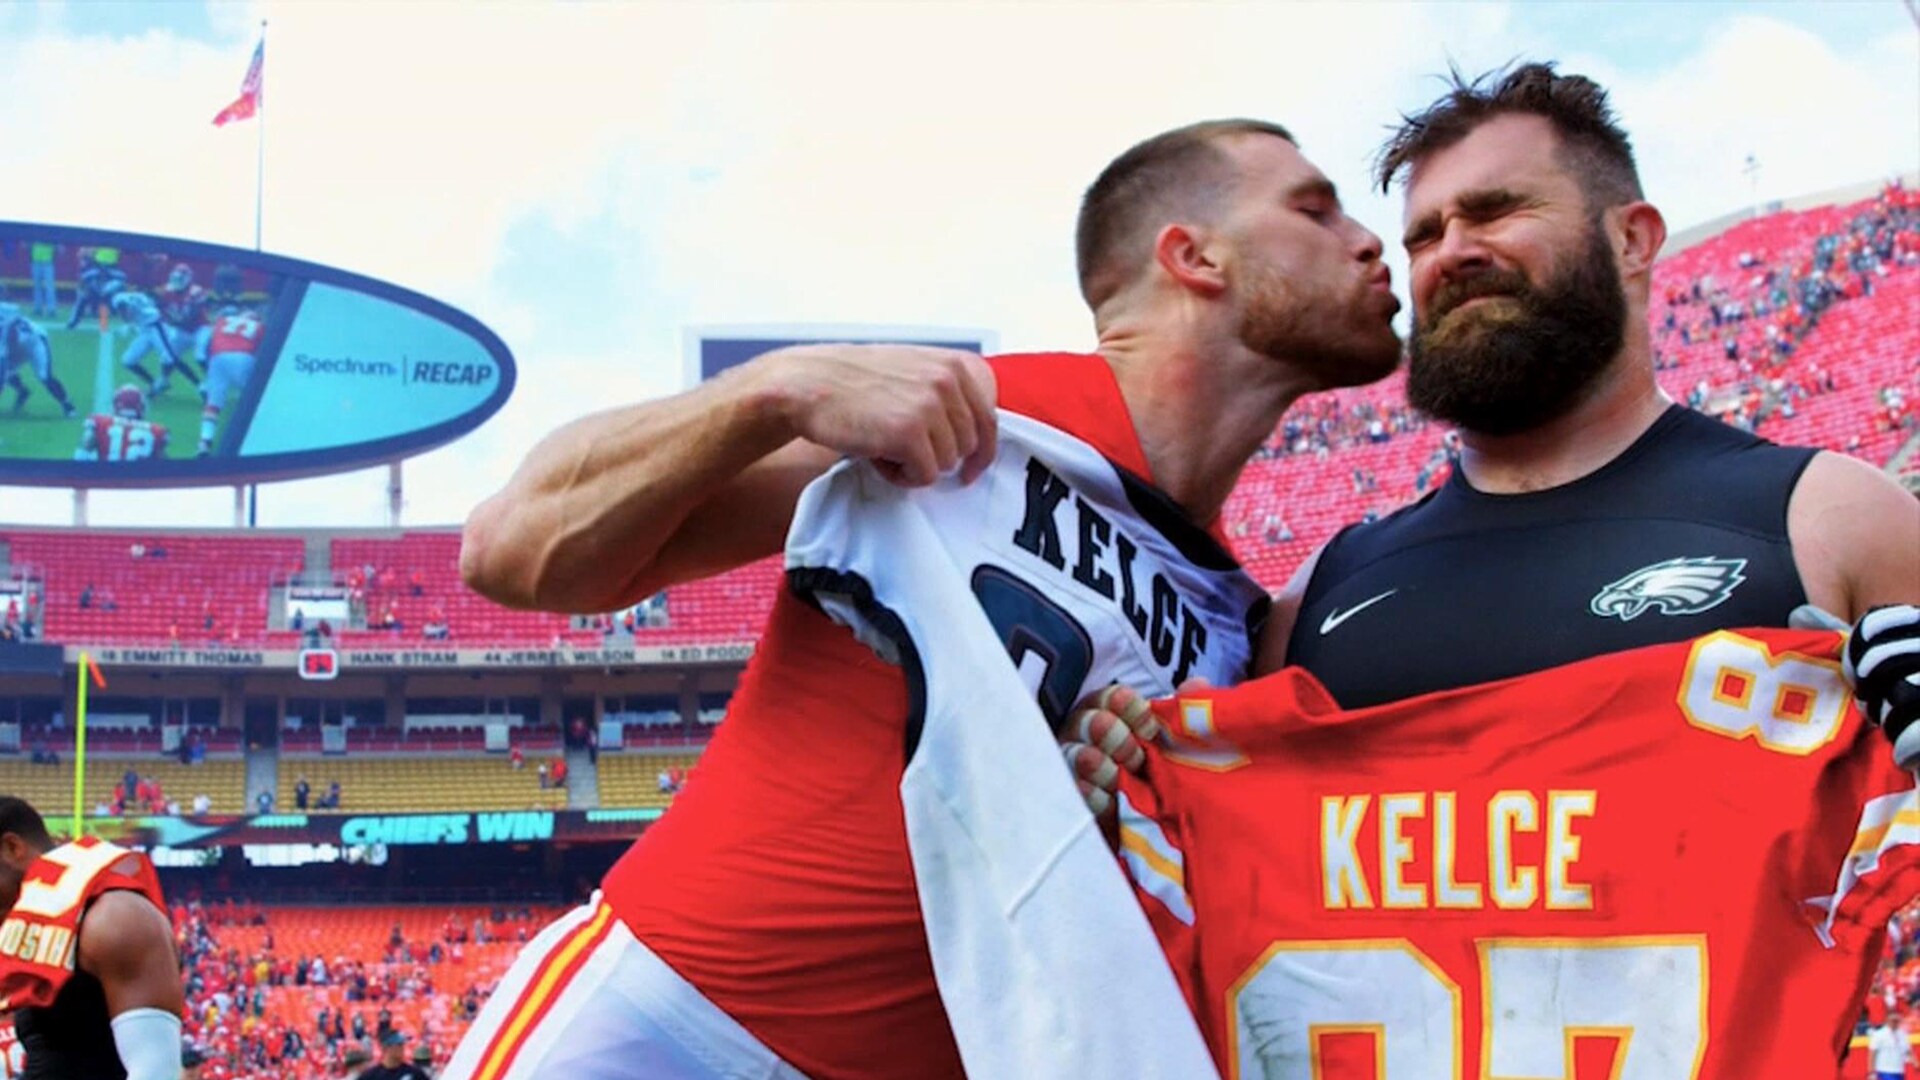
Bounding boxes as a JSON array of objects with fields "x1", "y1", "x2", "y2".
[
  {"x1": 0, "y1": 2, "x2": 1911, "y2": 529},
  {"x1": 1588, "y1": 14, "x2": 1919, "y2": 234}
]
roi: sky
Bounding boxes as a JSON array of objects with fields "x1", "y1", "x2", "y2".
[{"x1": 0, "y1": 0, "x2": 1914, "y2": 530}]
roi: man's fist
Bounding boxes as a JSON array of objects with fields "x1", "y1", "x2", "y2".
[
  {"x1": 1846, "y1": 605, "x2": 1920, "y2": 768},
  {"x1": 1059, "y1": 683, "x2": 1193, "y2": 816},
  {"x1": 1067, "y1": 684, "x2": 1161, "y2": 773},
  {"x1": 754, "y1": 344, "x2": 998, "y2": 486}
]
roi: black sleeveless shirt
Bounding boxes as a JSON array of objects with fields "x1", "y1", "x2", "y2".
[
  {"x1": 15, "y1": 967, "x2": 127, "y2": 1080},
  {"x1": 1287, "y1": 406, "x2": 1818, "y2": 707}
]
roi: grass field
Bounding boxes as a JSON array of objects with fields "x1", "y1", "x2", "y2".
[{"x1": 0, "y1": 324, "x2": 219, "y2": 461}]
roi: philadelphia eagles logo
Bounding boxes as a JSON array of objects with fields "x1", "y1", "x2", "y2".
[{"x1": 1589, "y1": 557, "x2": 1749, "y2": 622}]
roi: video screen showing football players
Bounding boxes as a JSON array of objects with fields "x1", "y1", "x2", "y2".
[{"x1": 0, "y1": 237, "x2": 282, "y2": 465}]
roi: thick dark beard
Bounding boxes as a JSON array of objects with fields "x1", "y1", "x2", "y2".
[{"x1": 1406, "y1": 220, "x2": 1626, "y2": 436}]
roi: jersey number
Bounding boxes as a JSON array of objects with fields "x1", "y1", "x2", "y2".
[
  {"x1": 106, "y1": 420, "x2": 155, "y2": 462},
  {"x1": 1678, "y1": 630, "x2": 1851, "y2": 755},
  {"x1": 13, "y1": 842, "x2": 128, "y2": 921},
  {"x1": 1229, "y1": 936, "x2": 1707, "y2": 1079},
  {"x1": 216, "y1": 312, "x2": 260, "y2": 338},
  {"x1": 971, "y1": 566, "x2": 1093, "y2": 726}
]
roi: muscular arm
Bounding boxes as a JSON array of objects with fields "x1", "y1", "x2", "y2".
[
  {"x1": 460, "y1": 345, "x2": 996, "y2": 613},
  {"x1": 460, "y1": 366, "x2": 831, "y2": 613},
  {"x1": 1788, "y1": 451, "x2": 1920, "y2": 619},
  {"x1": 77, "y1": 889, "x2": 183, "y2": 1019}
]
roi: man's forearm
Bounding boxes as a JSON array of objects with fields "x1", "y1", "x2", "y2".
[
  {"x1": 462, "y1": 341, "x2": 998, "y2": 613},
  {"x1": 460, "y1": 363, "x2": 798, "y2": 613}
]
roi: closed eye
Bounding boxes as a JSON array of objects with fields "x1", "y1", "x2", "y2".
[
  {"x1": 1403, "y1": 189, "x2": 1538, "y2": 250},
  {"x1": 1286, "y1": 178, "x2": 1342, "y2": 226}
]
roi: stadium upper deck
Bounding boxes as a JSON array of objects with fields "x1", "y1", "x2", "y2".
[{"x1": 3, "y1": 185, "x2": 1912, "y2": 654}]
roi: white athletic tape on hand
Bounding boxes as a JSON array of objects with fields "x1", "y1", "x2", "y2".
[
  {"x1": 1096, "y1": 684, "x2": 1162, "y2": 742},
  {"x1": 1070, "y1": 708, "x2": 1101, "y2": 746},
  {"x1": 1081, "y1": 784, "x2": 1112, "y2": 816},
  {"x1": 1062, "y1": 742, "x2": 1120, "y2": 791},
  {"x1": 1087, "y1": 754, "x2": 1119, "y2": 789}
]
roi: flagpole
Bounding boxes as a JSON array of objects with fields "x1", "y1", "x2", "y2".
[{"x1": 254, "y1": 19, "x2": 267, "y2": 252}]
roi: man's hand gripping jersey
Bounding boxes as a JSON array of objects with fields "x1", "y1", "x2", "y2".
[{"x1": 1119, "y1": 629, "x2": 1920, "y2": 1079}]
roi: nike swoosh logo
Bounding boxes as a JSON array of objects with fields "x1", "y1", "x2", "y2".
[{"x1": 1319, "y1": 589, "x2": 1398, "y2": 635}]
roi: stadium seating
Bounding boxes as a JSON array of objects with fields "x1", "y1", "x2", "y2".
[
  {"x1": 595, "y1": 751, "x2": 702, "y2": 809},
  {"x1": 275, "y1": 755, "x2": 569, "y2": 813},
  {"x1": 15, "y1": 725, "x2": 243, "y2": 755},
  {"x1": 176, "y1": 902, "x2": 563, "y2": 1078},
  {"x1": 0, "y1": 756, "x2": 246, "y2": 814},
  {"x1": 331, "y1": 532, "x2": 784, "y2": 646},
  {"x1": 5, "y1": 532, "x2": 302, "y2": 644},
  {"x1": 330, "y1": 533, "x2": 590, "y2": 647},
  {"x1": 277, "y1": 723, "x2": 562, "y2": 756},
  {"x1": 1755, "y1": 271, "x2": 1918, "y2": 463}
]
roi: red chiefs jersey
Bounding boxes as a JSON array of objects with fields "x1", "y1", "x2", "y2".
[
  {"x1": 1120, "y1": 628, "x2": 1920, "y2": 1080},
  {"x1": 83, "y1": 415, "x2": 168, "y2": 462},
  {"x1": 207, "y1": 309, "x2": 263, "y2": 356},
  {"x1": 0, "y1": 838, "x2": 167, "y2": 1013},
  {"x1": 158, "y1": 285, "x2": 209, "y2": 329},
  {"x1": 603, "y1": 353, "x2": 1175, "y2": 1080}
]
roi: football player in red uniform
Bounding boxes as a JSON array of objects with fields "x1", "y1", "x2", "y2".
[
  {"x1": 154, "y1": 265, "x2": 209, "y2": 393},
  {"x1": 197, "y1": 305, "x2": 265, "y2": 457},
  {"x1": 0, "y1": 798, "x2": 183, "y2": 1080},
  {"x1": 75, "y1": 387, "x2": 170, "y2": 464},
  {"x1": 453, "y1": 118, "x2": 1404, "y2": 1079}
]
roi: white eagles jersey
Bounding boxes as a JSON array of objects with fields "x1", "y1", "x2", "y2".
[
  {"x1": 785, "y1": 411, "x2": 1265, "y2": 1080},
  {"x1": 112, "y1": 292, "x2": 160, "y2": 329}
]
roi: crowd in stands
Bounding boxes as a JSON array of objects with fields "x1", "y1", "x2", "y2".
[
  {"x1": 1864, "y1": 902, "x2": 1920, "y2": 1049},
  {"x1": 291, "y1": 776, "x2": 344, "y2": 811},
  {"x1": 172, "y1": 900, "x2": 556, "y2": 1079},
  {"x1": 98, "y1": 768, "x2": 191, "y2": 817},
  {"x1": 1651, "y1": 180, "x2": 1918, "y2": 441},
  {"x1": 523, "y1": 752, "x2": 568, "y2": 791},
  {"x1": 342, "y1": 562, "x2": 458, "y2": 643},
  {"x1": 134, "y1": 885, "x2": 1920, "y2": 1077},
  {"x1": 1263, "y1": 393, "x2": 1431, "y2": 461}
]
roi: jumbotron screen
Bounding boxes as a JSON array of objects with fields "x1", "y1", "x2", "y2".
[{"x1": 0, "y1": 223, "x2": 515, "y2": 487}]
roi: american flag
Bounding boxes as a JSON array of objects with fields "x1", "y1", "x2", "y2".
[{"x1": 212, "y1": 37, "x2": 265, "y2": 127}]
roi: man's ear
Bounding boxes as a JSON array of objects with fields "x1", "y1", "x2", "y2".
[
  {"x1": 1153, "y1": 223, "x2": 1229, "y2": 298},
  {"x1": 1612, "y1": 200, "x2": 1667, "y2": 279}
]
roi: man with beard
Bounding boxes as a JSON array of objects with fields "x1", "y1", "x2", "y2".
[
  {"x1": 1063, "y1": 61, "x2": 1919, "y2": 1076},
  {"x1": 452, "y1": 119, "x2": 1401, "y2": 1079},
  {"x1": 1259, "y1": 62, "x2": 1917, "y2": 699},
  {"x1": 0, "y1": 799, "x2": 184, "y2": 1080}
]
